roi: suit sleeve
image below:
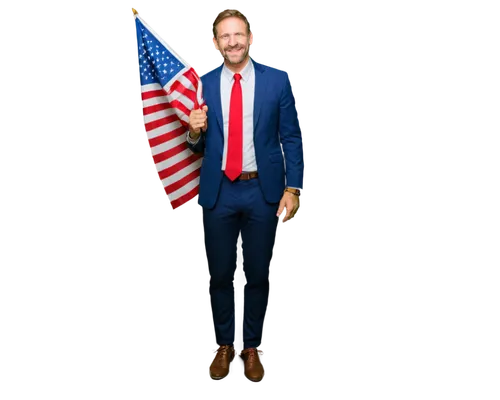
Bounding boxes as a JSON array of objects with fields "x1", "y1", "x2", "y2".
[{"x1": 279, "y1": 73, "x2": 304, "y2": 189}]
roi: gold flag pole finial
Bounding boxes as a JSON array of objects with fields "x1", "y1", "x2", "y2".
[{"x1": 128, "y1": 4, "x2": 140, "y2": 16}]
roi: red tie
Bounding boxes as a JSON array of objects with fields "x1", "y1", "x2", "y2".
[{"x1": 225, "y1": 73, "x2": 243, "y2": 181}]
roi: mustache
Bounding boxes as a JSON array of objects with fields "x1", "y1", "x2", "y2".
[{"x1": 224, "y1": 45, "x2": 244, "y2": 51}]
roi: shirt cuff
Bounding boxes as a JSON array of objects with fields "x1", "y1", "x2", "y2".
[{"x1": 186, "y1": 131, "x2": 200, "y2": 145}]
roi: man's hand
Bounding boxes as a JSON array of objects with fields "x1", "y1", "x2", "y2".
[
  {"x1": 276, "y1": 191, "x2": 300, "y2": 222},
  {"x1": 188, "y1": 105, "x2": 208, "y2": 139}
]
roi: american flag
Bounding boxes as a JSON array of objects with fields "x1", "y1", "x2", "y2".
[{"x1": 133, "y1": 11, "x2": 204, "y2": 209}]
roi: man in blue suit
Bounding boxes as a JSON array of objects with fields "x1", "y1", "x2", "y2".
[{"x1": 187, "y1": 9, "x2": 304, "y2": 382}]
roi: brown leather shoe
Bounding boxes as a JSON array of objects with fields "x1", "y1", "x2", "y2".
[
  {"x1": 240, "y1": 348, "x2": 264, "y2": 382},
  {"x1": 209, "y1": 345, "x2": 235, "y2": 380}
]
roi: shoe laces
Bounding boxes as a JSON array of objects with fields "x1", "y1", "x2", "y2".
[
  {"x1": 212, "y1": 346, "x2": 231, "y2": 366},
  {"x1": 242, "y1": 348, "x2": 263, "y2": 363}
]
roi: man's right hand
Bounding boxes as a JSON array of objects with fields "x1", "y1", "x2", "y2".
[{"x1": 188, "y1": 105, "x2": 208, "y2": 140}]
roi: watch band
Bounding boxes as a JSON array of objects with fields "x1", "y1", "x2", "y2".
[{"x1": 284, "y1": 187, "x2": 301, "y2": 196}]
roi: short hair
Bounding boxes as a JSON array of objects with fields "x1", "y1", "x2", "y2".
[{"x1": 212, "y1": 7, "x2": 252, "y2": 39}]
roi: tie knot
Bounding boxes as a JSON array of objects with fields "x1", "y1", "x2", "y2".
[{"x1": 233, "y1": 73, "x2": 242, "y2": 82}]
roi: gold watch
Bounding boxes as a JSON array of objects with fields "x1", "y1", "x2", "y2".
[{"x1": 284, "y1": 187, "x2": 301, "y2": 196}]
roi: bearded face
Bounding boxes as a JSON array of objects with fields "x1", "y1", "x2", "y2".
[{"x1": 213, "y1": 17, "x2": 253, "y2": 67}]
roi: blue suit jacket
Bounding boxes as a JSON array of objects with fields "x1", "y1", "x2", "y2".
[{"x1": 187, "y1": 59, "x2": 304, "y2": 209}]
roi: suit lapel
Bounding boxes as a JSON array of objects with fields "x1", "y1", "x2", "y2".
[
  {"x1": 252, "y1": 59, "x2": 267, "y2": 134},
  {"x1": 209, "y1": 65, "x2": 224, "y2": 135}
]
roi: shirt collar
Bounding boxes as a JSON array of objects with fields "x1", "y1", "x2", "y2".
[{"x1": 222, "y1": 58, "x2": 253, "y2": 82}]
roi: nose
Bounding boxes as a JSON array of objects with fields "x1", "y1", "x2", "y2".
[{"x1": 228, "y1": 34, "x2": 237, "y2": 46}]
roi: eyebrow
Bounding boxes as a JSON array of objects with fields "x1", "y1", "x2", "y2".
[{"x1": 219, "y1": 31, "x2": 246, "y2": 36}]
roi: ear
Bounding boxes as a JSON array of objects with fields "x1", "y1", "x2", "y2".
[
  {"x1": 249, "y1": 31, "x2": 253, "y2": 45},
  {"x1": 210, "y1": 35, "x2": 219, "y2": 51}
]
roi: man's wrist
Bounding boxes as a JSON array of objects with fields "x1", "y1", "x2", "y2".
[{"x1": 284, "y1": 187, "x2": 300, "y2": 196}]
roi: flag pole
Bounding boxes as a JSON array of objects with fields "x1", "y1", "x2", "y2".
[{"x1": 128, "y1": 4, "x2": 141, "y2": 19}]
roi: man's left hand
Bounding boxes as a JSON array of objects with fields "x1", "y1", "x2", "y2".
[{"x1": 276, "y1": 191, "x2": 300, "y2": 223}]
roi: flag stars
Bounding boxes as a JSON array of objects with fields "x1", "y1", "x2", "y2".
[{"x1": 137, "y1": 25, "x2": 186, "y2": 85}]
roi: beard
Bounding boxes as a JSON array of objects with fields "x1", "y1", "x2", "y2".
[{"x1": 222, "y1": 44, "x2": 250, "y2": 65}]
